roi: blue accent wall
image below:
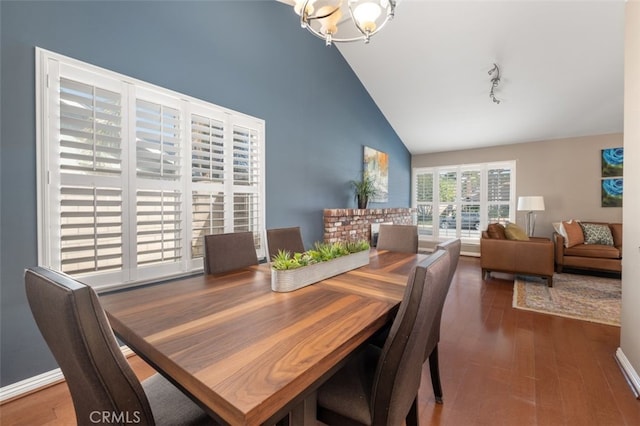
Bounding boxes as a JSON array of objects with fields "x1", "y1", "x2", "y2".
[{"x1": 0, "y1": 1, "x2": 410, "y2": 385}]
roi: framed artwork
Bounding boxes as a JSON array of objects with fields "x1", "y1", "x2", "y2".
[
  {"x1": 602, "y1": 178, "x2": 623, "y2": 207},
  {"x1": 364, "y1": 146, "x2": 388, "y2": 203},
  {"x1": 601, "y1": 147, "x2": 623, "y2": 207},
  {"x1": 601, "y1": 147, "x2": 623, "y2": 177}
]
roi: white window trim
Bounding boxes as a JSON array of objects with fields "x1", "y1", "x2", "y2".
[
  {"x1": 36, "y1": 48, "x2": 266, "y2": 291},
  {"x1": 412, "y1": 161, "x2": 516, "y2": 244}
]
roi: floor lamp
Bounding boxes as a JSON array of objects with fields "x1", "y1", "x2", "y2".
[{"x1": 517, "y1": 196, "x2": 545, "y2": 237}]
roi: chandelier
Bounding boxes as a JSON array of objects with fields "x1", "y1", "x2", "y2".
[{"x1": 293, "y1": 0, "x2": 396, "y2": 46}]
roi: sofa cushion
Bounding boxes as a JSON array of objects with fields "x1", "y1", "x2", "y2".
[
  {"x1": 562, "y1": 220, "x2": 584, "y2": 248},
  {"x1": 609, "y1": 223, "x2": 622, "y2": 247},
  {"x1": 504, "y1": 223, "x2": 529, "y2": 241},
  {"x1": 487, "y1": 223, "x2": 506, "y2": 239},
  {"x1": 580, "y1": 223, "x2": 614, "y2": 246},
  {"x1": 564, "y1": 244, "x2": 620, "y2": 259}
]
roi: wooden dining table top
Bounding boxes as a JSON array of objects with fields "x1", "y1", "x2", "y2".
[{"x1": 100, "y1": 249, "x2": 427, "y2": 425}]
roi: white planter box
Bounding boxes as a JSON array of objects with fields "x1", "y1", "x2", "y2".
[{"x1": 271, "y1": 250, "x2": 370, "y2": 292}]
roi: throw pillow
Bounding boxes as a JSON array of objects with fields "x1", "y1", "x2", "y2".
[
  {"x1": 562, "y1": 220, "x2": 584, "y2": 248},
  {"x1": 552, "y1": 222, "x2": 566, "y2": 238},
  {"x1": 504, "y1": 223, "x2": 529, "y2": 241},
  {"x1": 580, "y1": 223, "x2": 614, "y2": 246},
  {"x1": 487, "y1": 223, "x2": 506, "y2": 239}
]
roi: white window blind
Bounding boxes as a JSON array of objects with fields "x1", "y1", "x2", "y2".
[
  {"x1": 136, "y1": 100, "x2": 181, "y2": 180},
  {"x1": 59, "y1": 78, "x2": 122, "y2": 176},
  {"x1": 487, "y1": 166, "x2": 512, "y2": 222},
  {"x1": 60, "y1": 186, "x2": 123, "y2": 275},
  {"x1": 415, "y1": 172, "x2": 434, "y2": 237},
  {"x1": 412, "y1": 161, "x2": 515, "y2": 243},
  {"x1": 136, "y1": 190, "x2": 182, "y2": 266},
  {"x1": 37, "y1": 48, "x2": 265, "y2": 289},
  {"x1": 191, "y1": 114, "x2": 225, "y2": 183}
]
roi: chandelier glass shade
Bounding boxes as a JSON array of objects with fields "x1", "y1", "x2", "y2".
[{"x1": 293, "y1": 0, "x2": 396, "y2": 46}]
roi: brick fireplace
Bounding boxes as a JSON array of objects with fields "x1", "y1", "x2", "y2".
[{"x1": 323, "y1": 208, "x2": 416, "y2": 244}]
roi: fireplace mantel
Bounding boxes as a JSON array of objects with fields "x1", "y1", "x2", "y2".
[{"x1": 323, "y1": 208, "x2": 416, "y2": 244}]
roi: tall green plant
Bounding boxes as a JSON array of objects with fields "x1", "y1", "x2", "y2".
[{"x1": 351, "y1": 173, "x2": 378, "y2": 209}]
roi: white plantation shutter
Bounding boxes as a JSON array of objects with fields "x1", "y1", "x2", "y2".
[
  {"x1": 487, "y1": 166, "x2": 513, "y2": 222},
  {"x1": 188, "y1": 110, "x2": 265, "y2": 261},
  {"x1": 136, "y1": 100, "x2": 181, "y2": 180},
  {"x1": 59, "y1": 78, "x2": 122, "y2": 175},
  {"x1": 136, "y1": 190, "x2": 182, "y2": 266},
  {"x1": 233, "y1": 125, "x2": 260, "y2": 186},
  {"x1": 412, "y1": 161, "x2": 515, "y2": 242},
  {"x1": 192, "y1": 114, "x2": 225, "y2": 183},
  {"x1": 460, "y1": 169, "x2": 481, "y2": 237},
  {"x1": 49, "y1": 63, "x2": 127, "y2": 280},
  {"x1": 487, "y1": 167, "x2": 511, "y2": 202},
  {"x1": 135, "y1": 92, "x2": 183, "y2": 269},
  {"x1": 38, "y1": 48, "x2": 265, "y2": 288},
  {"x1": 415, "y1": 172, "x2": 434, "y2": 237},
  {"x1": 60, "y1": 186, "x2": 123, "y2": 275},
  {"x1": 232, "y1": 123, "x2": 264, "y2": 256},
  {"x1": 189, "y1": 112, "x2": 228, "y2": 259},
  {"x1": 191, "y1": 191, "x2": 226, "y2": 258}
]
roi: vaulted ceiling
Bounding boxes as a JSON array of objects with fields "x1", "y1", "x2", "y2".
[{"x1": 287, "y1": 1, "x2": 626, "y2": 154}]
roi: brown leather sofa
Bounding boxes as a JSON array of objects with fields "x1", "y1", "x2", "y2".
[
  {"x1": 481, "y1": 226, "x2": 555, "y2": 286},
  {"x1": 553, "y1": 222, "x2": 622, "y2": 274}
]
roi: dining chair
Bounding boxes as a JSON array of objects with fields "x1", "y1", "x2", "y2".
[
  {"x1": 427, "y1": 238, "x2": 461, "y2": 404},
  {"x1": 203, "y1": 231, "x2": 258, "y2": 274},
  {"x1": 24, "y1": 266, "x2": 216, "y2": 426},
  {"x1": 375, "y1": 224, "x2": 419, "y2": 253},
  {"x1": 368, "y1": 239, "x2": 461, "y2": 406},
  {"x1": 266, "y1": 226, "x2": 305, "y2": 260},
  {"x1": 316, "y1": 249, "x2": 451, "y2": 426}
]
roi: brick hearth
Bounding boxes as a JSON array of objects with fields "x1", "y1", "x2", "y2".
[{"x1": 323, "y1": 208, "x2": 416, "y2": 244}]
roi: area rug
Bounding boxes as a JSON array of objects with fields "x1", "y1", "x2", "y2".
[{"x1": 513, "y1": 273, "x2": 621, "y2": 326}]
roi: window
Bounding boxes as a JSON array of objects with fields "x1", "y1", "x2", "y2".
[
  {"x1": 37, "y1": 48, "x2": 265, "y2": 289},
  {"x1": 412, "y1": 161, "x2": 515, "y2": 242}
]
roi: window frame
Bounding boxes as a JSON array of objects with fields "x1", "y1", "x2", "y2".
[
  {"x1": 412, "y1": 161, "x2": 516, "y2": 243},
  {"x1": 36, "y1": 48, "x2": 265, "y2": 290}
]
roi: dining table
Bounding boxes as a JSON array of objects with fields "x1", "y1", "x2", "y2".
[{"x1": 100, "y1": 249, "x2": 427, "y2": 426}]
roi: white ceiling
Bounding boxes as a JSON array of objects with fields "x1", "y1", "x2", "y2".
[{"x1": 327, "y1": 1, "x2": 625, "y2": 154}]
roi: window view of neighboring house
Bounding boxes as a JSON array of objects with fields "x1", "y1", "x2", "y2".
[
  {"x1": 37, "y1": 48, "x2": 265, "y2": 289},
  {"x1": 413, "y1": 161, "x2": 515, "y2": 242}
]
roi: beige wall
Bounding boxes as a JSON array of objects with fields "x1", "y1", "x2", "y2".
[
  {"x1": 620, "y1": 0, "x2": 640, "y2": 395},
  {"x1": 412, "y1": 133, "x2": 623, "y2": 240}
]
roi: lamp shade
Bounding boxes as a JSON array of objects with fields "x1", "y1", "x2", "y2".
[{"x1": 517, "y1": 196, "x2": 545, "y2": 211}]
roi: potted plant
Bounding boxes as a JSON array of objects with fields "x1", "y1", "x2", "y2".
[
  {"x1": 351, "y1": 173, "x2": 378, "y2": 209},
  {"x1": 271, "y1": 240, "x2": 371, "y2": 292}
]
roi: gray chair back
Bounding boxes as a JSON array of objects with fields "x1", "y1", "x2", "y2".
[
  {"x1": 370, "y1": 249, "x2": 450, "y2": 425},
  {"x1": 203, "y1": 231, "x2": 258, "y2": 274},
  {"x1": 435, "y1": 238, "x2": 461, "y2": 292},
  {"x1": 426, "y1": 238, "x2": 462, "y2": 352},
  {"x1": 25, "y1": 267, "x2": 156, "y2": 425},
  {"x1": 376, "y1": 224, "x2": 418, "y2": 253},
  {"x1": 266, "y1": 227, "x2": 305, "y2": 260}
]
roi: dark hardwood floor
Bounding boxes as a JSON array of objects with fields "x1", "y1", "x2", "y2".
[{"x1": 1, "y1": 257, "x2": 638, "y2": 425}]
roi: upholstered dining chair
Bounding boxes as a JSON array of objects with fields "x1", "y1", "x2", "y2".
[
  {"x1": 24, "y1": 266, "x2": 216, "y2": 426},
  {"x1": 376, "y1": 224, "x2": 419, "y2": 253},
  {"x1": 427, "y1": 238, "x2": 461, "y2": 404},
  {"x1": 266, "y1": 226, "x2": 305, "y2": 260},
  {"x1": 368, "y1": 239, "x2": 461, "y2": 406},
  {"x1": 316, "y1": 249, "x2": 451, "y2": 426},
  {"x1": 203, "y1": 231, "x2": 258, "y2": 274}
]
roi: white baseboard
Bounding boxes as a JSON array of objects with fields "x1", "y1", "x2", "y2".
[
  {"x1": 0, "y1": 368, "x2": 64, "y2": 403},
  {"x1": 0, "y1": 346, "x2": 134, "y2": 404},
  {"x1": 615, "y1": 347, "x2": 640, "y2": 399}
]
